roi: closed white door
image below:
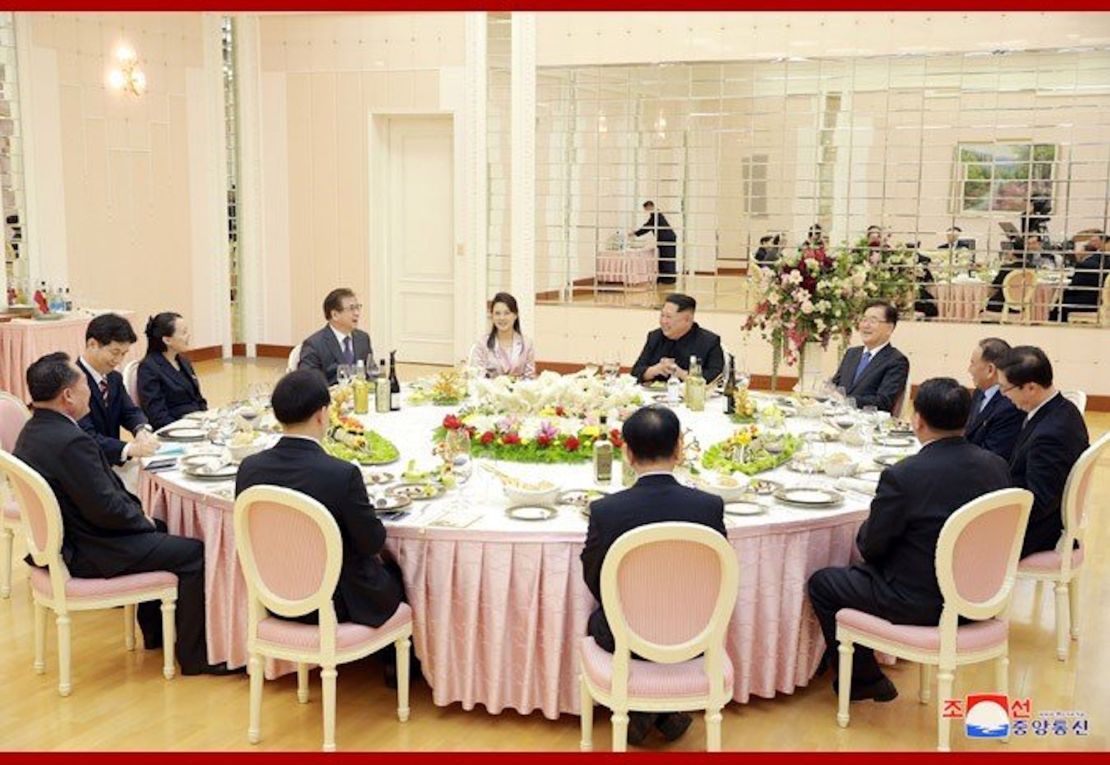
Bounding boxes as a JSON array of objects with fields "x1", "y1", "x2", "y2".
[{"x1": 386, "y1": 116, "x2": 455, "y2": 365}]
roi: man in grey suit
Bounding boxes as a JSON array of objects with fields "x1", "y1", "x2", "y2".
[
  {"x1": 298, "y1": 288, "x2": 374, "y2": 386},
  {"x1": 830, "y1": 301, "x2": 910, "y2": 414}
]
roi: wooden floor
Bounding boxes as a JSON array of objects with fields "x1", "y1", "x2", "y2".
[{"x1": 1, "y1": 357, "x2": 1107, "y2": 751}]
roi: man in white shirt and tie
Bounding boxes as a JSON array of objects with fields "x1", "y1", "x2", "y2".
[
  {"x1": 297, "y1": 288, "x2": 375, "y2": 386},
  {"x1": 829, "y1": 301, "x2": 910, "y2": 414}
]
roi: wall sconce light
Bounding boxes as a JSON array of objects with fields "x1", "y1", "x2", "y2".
[{"x1": 107, "y1": 45, "x2": 146, "y2": 96}]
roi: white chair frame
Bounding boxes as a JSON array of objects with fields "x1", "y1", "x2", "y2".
[
  {"x1": 286, "y1": 343, "x2": 302, "y2": 373},
  {"x1": 0, "y1": 390, "x2": 31, "y2": 598},
  {"x1": 234, "y1": 485, "x2": 412, "y2": 752},
  {"x1": 1060, "y1": 389, "x2": 1087, "y2": 415},
  {"x1": 0, "y1": 450, "x2": 177, "y2": 696},
  {"x1": 579, "y1": 522, "x2": 739, "y2": 752},
  {"x1": 122, "y1": 359, "x2": 141, "y2": 405}
]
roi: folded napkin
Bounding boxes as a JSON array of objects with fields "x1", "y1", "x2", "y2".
[{"x1": 836, "y1": 477, "x2": 878, "y2": 497}]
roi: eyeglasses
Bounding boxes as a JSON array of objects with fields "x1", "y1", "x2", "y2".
[
  {"x1": 1000, "y1": 383, "x2": 1020, "y2": 394},
  {"x1": 858, "y1": 317, "x2": 890, "y2": 326},
  {"x1": 341, "y1": 303, "x2": 363, "y2": 312}
]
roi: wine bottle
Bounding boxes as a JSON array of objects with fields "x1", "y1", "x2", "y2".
[
  {"x1": 353, "y1": 360, "x2": 369, "y2": 414},
  {"x1": 724, "y1": 353, "x2": 737, "y2": 415},
  {"x1": 592, "y1": 415, "x2": 613, "y2": 484},
  {"x1": 375, "y1": 358, "x2": 390, "y2": 413},
  {"x1": 388, "y1": 350, "x2": 401, "y2": 411}
]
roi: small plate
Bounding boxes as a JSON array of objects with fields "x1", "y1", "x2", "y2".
[
  {"x1": 723, "y1": 499, "x2": 766, "y2": 516},
  {"x1": 506, "y1": 505, "x2": 557, "y2": 521},
  {"x1": 747, "y1": 478, "x2": 783, "y2": 496},
  {"x1": 182, "y1": 461, "x2": 237, "y2": 481},
  {"x1": 182, "y1": 411, "x2": 208, "y2": 422},
  {"x1": 179, "y1": 454, "x2": 225, "y2": 470},
  {"x1": 158, "y1": 426, "x2": 208, "y2": 442},
  {"x1": 874, "y1": 453, "x2": 908, "y2": 468},
  {"x1": 362, "y1": 470, "x2": 395, "y2": 486},
  {"x1": 388, "y1": 482, "x2": 445, "y2": 501},
  {"x1": 787, "y1": 458, "x2": 821, "y2": 474},
  {"x1": 367, "y1": 493, "x2": 412, "y2": 512},
  {"x1": 556, "y1": 489, "x2": 609, "y2": 508},
  {"x1": 874, "y1": 435, "x2": 915, "y2": 448},
  {"x1": 775, "y1": 487, "x2": 843, "y2": 508}
]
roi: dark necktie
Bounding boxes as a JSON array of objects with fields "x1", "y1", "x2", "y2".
[
  {"x1": 99, "y1": 379, "x2": 109, "y2": 406},
  {"x1": 342, "y1": 336, "x2": 355, "y2": 365}
]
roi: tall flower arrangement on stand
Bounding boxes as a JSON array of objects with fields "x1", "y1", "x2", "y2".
[{"x1": 744, "y1": 243, "x2": 872, "y2": 390}]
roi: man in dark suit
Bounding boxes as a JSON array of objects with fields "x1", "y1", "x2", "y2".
[
  {"x1": 581, "y1": 405, "x2": 727, "y2": 745},
  {"x1": 236, "y1": 370, "x2": 404, "y2": 630},
  {"x1": 13, "y1": 353, "x2": 230, "y2": 676},
  {"x1": 630, "y1": 293, "x2": 724, "y2": 385},
  {"x1": 829, "y1": 301, "x2": 910, "y2": 414},
  {"x1": 298, "y1": 288, "x2": 374, "y2": 386},
  {"x1": 807, "y1": 378, "x2": 1011, "y2": 702},
  {"x1": 964, "y1": 338, "x2": 1024, "y2": 461},
  {"x1": 631, "y1": 200, "x2": 677, "y2": 284},
  {"x1": 1051, "y1": 233, "x2": 1108, "y2": 322},
  {"x1": 996, "y1": 346, "x2": 1089, "y2": 558},
  {"x1": 77, "y1": 313, "x2": 158, "y2": 466}
]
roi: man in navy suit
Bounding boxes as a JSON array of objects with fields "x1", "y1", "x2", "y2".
[
  {"x1": 964, "y1": 338, "x2": 1024, "y2": 461},
  {"x1": 77, "y1": 313, "x2": 158, "y2": 466},
  {"x1": 830, "y1": 301, "x2": 910, "y2": 414},
  {"x1": 298, "y1": 288, "x2": 375, "y2": 386},
  {"x1": 996, "y1": 346, "x2": 1089, "y2": 558},
  {"x1": 808, "y1": 378, "x2": 1011, "y2": 703},
  {"x1": 581, "y1": 405, "x2": 726, "y2": 746}
]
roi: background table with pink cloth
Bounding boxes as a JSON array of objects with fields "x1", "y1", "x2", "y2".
[
  {"x1": 932, "y1": 279, "x2": 1062, "y2": 321},
  {"x1": 0, "y1": 310, "x2": 139, "y2": 401},
  {"x1": 596, "y1": 246, "x2": 658, "y2": 286},
  {"x1": 138, "y1": 397, "x2": 879, "y2": 719}
]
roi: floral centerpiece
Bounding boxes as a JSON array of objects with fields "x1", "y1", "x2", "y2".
[
  {"x1": 324, "y1": 387, "x2": 400, "y2": 464},
  {"x1": 471, "y1": 370, "x2": 643, "y2": 417},
  {"x1": 702, "y1": 425, "x2": 800, "y2": 476},
  {"x1": 437, "y1": 412, "x2": 625, "y2": 465},
  {"x1": 848, "y1": 237, "x2": 923, "y2": 314}
]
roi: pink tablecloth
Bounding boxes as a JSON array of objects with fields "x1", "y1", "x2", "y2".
[
  {"x1": 140, "y1": 469, "x2": 866, "y2": 718},
  {"x1": 933, "y1": 281, "x2": 1061, "y2": 321},
  {"x1": 596, "y1": 247, "x2": 658, "y2": 286},
  {"x1": 0, "y1": 311, "x2": 139, "y2": 402}
]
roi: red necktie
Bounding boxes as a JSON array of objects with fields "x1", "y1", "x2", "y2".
[{"x1": 99, "y1": 379, "x2": 109, "y2": 405}]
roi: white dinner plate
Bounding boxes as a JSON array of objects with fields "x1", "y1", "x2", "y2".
[
  {"x1": 874, "y1": 435, "x2": 915, "y2": 448},
  {"x1": 774, "y1": 487, "x2": 843, "y2": 508},
  {"x1": 158, "y1": 426, "x2": 208, "y2": 442},
  {"x1": 506, "y1": 505, "x2": 557, "y2": 521},
  {"x1": 723, "y1": 499, "x2": 766, "y2": 516}
]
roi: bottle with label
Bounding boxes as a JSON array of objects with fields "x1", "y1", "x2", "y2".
[
  {"x1": 723, "y1": 353, "x2": 737, "y2": 415},
  {"x1": 366, "y1": 359, "x2": 380, "y2": 411},
  {"x1": 686, "y1": 355, "x2": 706, "y2": 412},
  {"x1": 352, "y1": 360, "x2": 369, "y2": 414},
  {"x1": 593, "y1": 415, "x2": 613, "y2": 484},
  {"x1": 666, "y1": 371, "x2": 681, "y2": 404},
  {"x1": 375, "y1": 358, "x2": 390, "y2": 413},
  {"x1": 32, "y1": 281, "x2": 48, "y2": 313},
  {"x1": 388, "y1": 350, "x2": 401, "y2": 411},
  {"x1": 63, "y1": 287, "x2": 73, "y2": 312}
]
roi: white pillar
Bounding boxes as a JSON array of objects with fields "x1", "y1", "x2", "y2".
[
  {"x1": 234, "y1": 14, "x2": 265, "y2": 357},
  {"x1": 463, "y1": 12, "x2": 489, "y2": 349},
  {"x1": 510, "y1": 13, "x2": 535, "y2": 328}
]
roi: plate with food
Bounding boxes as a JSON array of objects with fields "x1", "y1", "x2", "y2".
[
  {"x1": 640, "y1": 380, "x2": 668, "y2": 392},
  {"x1": 181, "y1": 457, "x2": 237, "y2": 481},
  {"x1": 388, "y1": 482, "x2": 445, "y2": 501},
  {"x1": 361, "y1": 470, "x2": 395, "y2": 486},
  {"x1": 774, "y1": 487, "x2": 843, "y2": 508},
  {"x1": 556, "y1": 488, "x2": 609, "y2": 508},
  {"x1": 323, "y1": 427, "x2": 401, "y2": 466},
  {"x1": 366, "y1": 492, "x2": 413, "y2": 513},
  {"x1": 746, "y1": 478, "x2": 783, "y2": 496},
  {"x1": 506, "y1": 505, "x2": 558, "y2": 522}
]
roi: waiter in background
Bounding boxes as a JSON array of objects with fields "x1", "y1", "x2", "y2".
[{"x1": 631, "y1": 200, "x2": 678, "y2": 285}]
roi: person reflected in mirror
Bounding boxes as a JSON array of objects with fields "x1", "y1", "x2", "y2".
[{"x1": 629, "y1": 200, "x2": 677, "y2": 285}]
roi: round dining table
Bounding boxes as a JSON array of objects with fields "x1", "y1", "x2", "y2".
[{"x1": 139, "y1": 389, "x2": 897, "y2": 719}]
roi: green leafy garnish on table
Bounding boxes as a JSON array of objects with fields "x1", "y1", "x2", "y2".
[
  {"x1": 323, "y1": 429, "x2": 400, "y2": 465},
  {"x1": 702, "y1": 431, "x2": 801, "y2": 476}
]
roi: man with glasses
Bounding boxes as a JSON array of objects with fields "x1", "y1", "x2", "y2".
[
  {"x1": 829, "y1": 301, "x2": 909, "y2": 414},
  {"x1": 298, "y1": 288, "x2": 375, "y2": 386},
  {"x1": 996, "y1": 346, "x2": 1089, "y2": 558}
]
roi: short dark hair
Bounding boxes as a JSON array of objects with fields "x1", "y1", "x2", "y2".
[
  {"x1": 947, "y1": 226, "x2": 962, "y2": 233},
  {"x1": 862, "y1": 300, "x2": 898, "y2": 327},
  {"x1": 759, "y1": 235, "x2": 773, "y2": 245},
  {"x1": 912, "y1": 377, "x2": 971, "y2": 432},
  {"x1": 997, "y1": 345, "x2": 1054, "y2": 388},
  {"x1": 977, "y1": 337, "x2": 1011, "y2": 366},
  {"x1": 323, "y1": 288, "x2": 356, "y2": 321},
  {"x1": 621, "y1": 405, "x2": 681, "y2": 463},
  {"x1": 270, "y1": 370, "x2": 332, "y2": 426},
  {"x1": 26, "y1": 352, "x2": 81, "y2": 403},
  {"x1": 866, "y1": 225, "x2": 882, "y2": 235},
  {"x1": 665, "y1": 293, "x2": 697, "y2": 313},
  {"x1": 642, "y1": 200, "x2": 655, "y2": 209},
  {"x1": 86, "y1": 313, "x2": 137, "y2": 345},
  {"x1": 144, "y1": 312, "x2": 182, "y2": 355}
]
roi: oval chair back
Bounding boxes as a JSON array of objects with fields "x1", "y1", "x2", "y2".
[{"x1": 0, "y1": 392, "x2": 30, "y2": 452}]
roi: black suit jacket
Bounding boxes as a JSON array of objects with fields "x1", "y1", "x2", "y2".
[
  {"x1": 137, "y1": 353, "x2": 208, "y2": 431},
  {"x1": 13, "y1": 409, "x2": 159, "y2": 577},
  {"x1": 965, "y1": 388, "x2": 1024, "y2": 462},
  {"x1": 1008, "y1": 394, "x2": 1089, "y2": 558},
  {"x1": 856, "y1": 437, "x2": 1011, "y2": 617},
  {"x1": 297, "y1": 326, "x2": 374, "y2": 386},
  {"x1": 1057, "y1": 251, "x2": 1110, "y2": 320},
  {"x1": 634, "y1": 212, "x2": 676, "y2": 243},
  {"x1": 76, "y1": 358, "x2": 149, "y2": 465},
  {"x1": 580, "y1": 473, "x2": 727, "y2": 652},
  {"x1": 830, "y1": 344, "x2": 909, "y2": 413},
  {"x1": 235, "y1": 437, "x2": 403, "y2": 628},
  {"x1": 630, "y1": 324, "x2": 724, "y2": 384}
]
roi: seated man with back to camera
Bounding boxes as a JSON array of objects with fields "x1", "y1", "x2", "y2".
[
  {"x1": 630, "y1": 293, "x2": 724, "y2": 385},
  {"x1": 580, "y1": 405, "x2": 727, "y2": 746},
  {"x1": 829, "y1": 301, "x2": 909, "y2": 414}
]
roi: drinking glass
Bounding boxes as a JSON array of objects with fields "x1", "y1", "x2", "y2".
[
  {"x1": 602, "y1": 352, "x2": 621, "y2": 380},
  {"x1": 336, "y1": 364, "x2": 352, "y2": 387},
  {"x1": 443, "y1": 428, "x2": 472, "y2": 511}
]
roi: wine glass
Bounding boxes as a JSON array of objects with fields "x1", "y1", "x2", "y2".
[
  {"x1": 443, "y1": 428, "x2": 472, "y2": 511},
  {"x1": 336, "y1": 364, "x2": 352, "y2": 388},
  {"x1": 602, "y1": 352, "x2": 621, "y2": 380}
]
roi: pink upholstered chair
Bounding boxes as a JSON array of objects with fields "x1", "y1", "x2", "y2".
[
  {"x1": 234, "y1": 485, "x2": 413, "y2": 752},
  {"x1": 835, "y1": 487, "x2": 1033, "y2": 751},
  {"x1": 1017, "y1": 431, "x2": 1109, "y2": 661},
  {"x1": 1, "y1": 391, "x2": 31, "y2": 598},
  {"x1": 578, "y1": 522, "x2": 739, "y2": 752},
  {"x1": 0, "y1": 450, "x2": 178, "y2": 696}
]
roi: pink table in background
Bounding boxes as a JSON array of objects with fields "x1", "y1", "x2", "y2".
[
  {"x1": 596, "y1": 247, "x2": 658, "y2": 286},
  {"x1": 0, "y1": 311, "x2": 139, "y2": 402},
  {"x1": 933, "y1": 280, "x2": 1062, "y2": 322}
]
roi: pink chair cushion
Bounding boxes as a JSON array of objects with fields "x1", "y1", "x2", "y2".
[
  {"x1": 29, "y1": 567, "x2": 177, "y2": 600},
  {"x1": 579, "y1": 637, "x2": 734, "y2": 699},
  {"x1": 2, "y1": 501, "x2": 18, "y2": 522},
  {"x1": 1019, "y1": 547, "x2": 1085, "y2": 574},
  {"x1": 837, "y1": 609, "x2": 1009, "y2": 653},
  {"x1": 256, "y1": 602, "x2": 413, "y2": 652}
]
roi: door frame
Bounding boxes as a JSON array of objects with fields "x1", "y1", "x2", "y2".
[{"x1": 368, "y1": 110, "x2": 471, "y2": 364}]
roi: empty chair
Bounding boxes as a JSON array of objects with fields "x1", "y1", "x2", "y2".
[
  {"x1": 1017, "y1": 431, "x2": 1109, "y2": 661},
  {"x1": 0, "y1": 450, "x2": 177, "y2": 695},
  {"x1": 1000, "y1": 269, "x2": 1038, "y2": 324},
  {"x1": 0, "y1": 391, "x2": 31, "y2": 598},
  {"x1": 579, "y1": 522, "x2": 738, "y2": 752},
  {"x1": 234, "y1": 485, "x2": 413, "y2": 752},
  {"x1": 835, "y1": 487, "x2": 1033, "y2": 751}
]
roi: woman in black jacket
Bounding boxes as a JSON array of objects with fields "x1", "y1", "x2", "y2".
[{"x1": 137, "y1": 312, "x2": 208, "y2": 430}]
